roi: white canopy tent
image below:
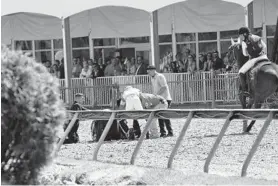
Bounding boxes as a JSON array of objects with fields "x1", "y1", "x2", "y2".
[
  {"x1": 1, "y1": 0, "x2": 253, "y2": 18},
  {"x1": 2, "y1": 0, "x2": 248, "y2": 42},
  {"x1": 2, "y1": 0, "x2": 277, "y2": 103},
  {"x1": 1, "y1": 12, "x2": 61, "y2": 45}
]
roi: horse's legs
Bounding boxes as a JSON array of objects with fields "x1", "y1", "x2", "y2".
[
  {"x1": 241, "y1": 97, "x2": 254, "y2": 132},
  {"x1": 245, "y1": 101, "x2": 262, "y2": 133},
  {"x1": 239, "y1": 93, "x2": 249, "y2": 132}
]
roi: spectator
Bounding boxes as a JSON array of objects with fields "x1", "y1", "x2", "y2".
[
  {"x1": 50, "y1": 64, "x2": 59, "y2": 78},
  {"x1": 88, "y1": 59, "x2": 94, "y2": 66},
  {"x1": 92, "y1": 63, "x2": 104, "y2": 78},
  {"x1": 135, "y1": 56, "x2": 148, "y2": 75},
  {"x1": 104, "y1": 58, "x2": 122, "y2": 76},
  {"x1": 98, "y1": 58, "x2": 106, "y2": 72},
  {"x1": 171, "y1": 53, "x2": 181, "y2": 73},
  {"x1": 80, "y1": 60, "x2": 93, "y2": 78},
  {"x1": 44, "y1": 60, "x2": 51, "y2": 73},
  {"x1": 176, "y1": 52, "x2": 186, "y2": 73},
  {"x1": 147, "y1": 65, "x2": 173, "y2": 137},
  {"x1": 212, "y1": 51, "x2": 225, "y2": 71},
  {"x1": 126, "y1": 57, "x2": 136, "y2": 75},
  {"x1": 58, "y1": 58, "x2": 65, "y2": 79},
  {"x1": 198, "y1": 53, "x2": 206, "y2": 71},
  {"x1": 169, "y1": 61, "x2": 179, "y2": 73},
  {"x1": 181, "y1": 48, "x2": 191, "y2": 63},
  {"x1": 187, "y1": 54, "x2": 197, "y2": 74},
  {"x1": 54, "y1": 59, "x2": 60, "y2": 67},
  {"x1": 203, "y1": 52, "x2": 213, "y2": 71},
  {"x1": 87, "y1": 59, "x2": 94, "y2": 73},
  {"x1": 163, "y1": 65, "x2": 170, "y2": 73},
  {"x1": 72, "y1": 58, "x2": 82, "y2": 78}
]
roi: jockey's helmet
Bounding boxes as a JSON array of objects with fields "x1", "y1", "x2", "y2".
[{"x1": 238, "y1": 27, "x2": 250, "y2": 36}]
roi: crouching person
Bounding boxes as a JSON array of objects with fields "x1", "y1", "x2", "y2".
[
  {"x1": 120, "y1": 86, "x2": 147, "y2": 139},
  {"x1": 63, "y1": 93, "x2": 85, "y2": 144},
  {"x1": 139, "y1": 93, "x2": 168, "y2": 138}
]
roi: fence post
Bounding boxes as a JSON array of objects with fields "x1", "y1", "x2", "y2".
[
  {"x1": 211, "y1": 70, "x2": 216, "y2": 108},
  {"x1": 204, "y1": 111, "x2": 234, "y2": 173},
  {"x1": 130, "y1": 111, "x2": 156, "y2": 165},
  {"x1": 241, "y1": 111, "x2": 274, "y2": 177},
  {"x1": 93, "y1": 112, "x2": 116, "y2": 161},
  {"x1": 167, "y1": 111, "x2": 194, "y2": 168},
  {"x1": 202, "y1": 72, "x2": 207, "y2": 103},
  {"x1": 53, "y1": 112, "x2": 79, "y2": 157}
]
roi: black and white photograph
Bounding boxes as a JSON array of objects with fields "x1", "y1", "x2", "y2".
[{"x1": 1, "y1": 0, "x2": 278, "y2": 185}]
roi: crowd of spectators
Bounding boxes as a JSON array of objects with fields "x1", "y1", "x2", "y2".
[
  {"x1": 46, "y1": 48, "x2": 237, "y2": 79},
  {"x1": 162, "y1": 49, "x2": 237, "y2": 74}
]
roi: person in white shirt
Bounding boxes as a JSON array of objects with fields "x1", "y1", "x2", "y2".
[
  {"x1": 79, "y1": 60, "x2": 93, "y2": 78},
  {"x1": 147, "y1": 65, "x2": 173, "y2": 137},
  {"x1": 120, "y1": 86, "x2": 143, "y2": 129}
]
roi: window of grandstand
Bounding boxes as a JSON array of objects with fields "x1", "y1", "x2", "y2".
[
  {"x1": 120, "y1": 36, "x2": 149, "y2": 44},
  {"x1": 93, "y1": 38, "x2": 116, "y2": 64},
  {"x1": 198, "y1": 32, "x2": 217, "y2": 41},
  {"x1": 54, "y1": 39, "x2": 63, "y2": 61},
  {"x1": 176, "y1": 33, "x2": 196, "y2": 64},
  {"x1": 54, "y1": 39, "x2": 63, "y2": 49},
  {"x1": 266, "y1": 25, "x2": 275, "y2": 59},
  {"x1": 176, "y1": 33, "x2": 196, "y2": 42},
  {"x1": 34, "y1": 40, "x2": 52, "y2": 63},
  {"x1": 15, "y1": 40, "x2": 33, "y2": 57},
  {"x1": 94, "y1": 48, "x2": 116, "y2": 64},
  {"x1": 159, "y1": 34, "x2": 172, "y2": 71},
  {"x1": 198, "y1": 32, "x2": 217, "y2": 55},
  {"x1": 220, "y1": 30, "x2": 238, "y2": 39},
  {"x1": 253, "y1": 27, "x2": 262, "y2": 36},
  {"x1": 177, "y1": 43, "x2": 196, "y2": 55},
  {"x1": 199, "y1": 42, "x2": 217, "y2": 55},
  {"x1": 220, "y1": 30, "x2": 238, "y2": 58},
  {"x1": 159, "y1": 34, "x2": 172, "y2": 43},
  {"x1": 72, "y1": 37, "x2": 90, "y2": 60},
  {"x1": 159, "y1": 45, "x2": 172, "y2": 72},
  {"x1": 93, "y1": 38, "x2": 116, "y2": 47}
]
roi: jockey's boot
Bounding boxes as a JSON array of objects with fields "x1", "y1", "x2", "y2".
[{"x1": 239, "y1": 73, "x2": 249, "y2": 97}]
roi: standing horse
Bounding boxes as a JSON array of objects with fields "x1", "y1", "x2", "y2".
[{"x1": 228, "y1": 38, "x2": 278, "y2": 132}]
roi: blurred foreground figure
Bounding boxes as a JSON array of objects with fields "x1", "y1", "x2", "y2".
[{"x1": 1, "y1": 46, "x2": 66, "y2": 184}]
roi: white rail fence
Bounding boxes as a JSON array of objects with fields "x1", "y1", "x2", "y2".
[
  {"x1": 59, "y1": 71, "x2": 239, "y2": 106},
  {"x1": 54, "y1": 109, "x2": 278, "y2": 177}
]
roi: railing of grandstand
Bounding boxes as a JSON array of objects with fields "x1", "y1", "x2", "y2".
[{"x1": 59, "y1": 71, "x2": 240, "y2": 107}]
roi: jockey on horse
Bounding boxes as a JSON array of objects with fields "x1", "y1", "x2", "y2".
[{"x1": 238, "y1": 27, "x2": 269, "y2": 96}]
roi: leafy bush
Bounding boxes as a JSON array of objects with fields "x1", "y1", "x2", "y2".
[{"x1": 1, "y1": 46, "x2": 66, "y2": 184}]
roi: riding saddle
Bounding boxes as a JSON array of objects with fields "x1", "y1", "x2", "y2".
[{"x1": 245, "y1": 58, "x2": 272, "y2": 95}]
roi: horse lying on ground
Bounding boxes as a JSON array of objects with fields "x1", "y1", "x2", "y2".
[
  {"x1": 91, "y1": 119, "x2": 141, "y2": 142},
  {"x1": 228, "y1": 38, "x2": 278, "y2": 132},
  {"x1": 91, "y1": 99, "x2": 142, "y2": 142}
]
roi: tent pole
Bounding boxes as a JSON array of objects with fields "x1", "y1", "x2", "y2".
[
  {"x1": 171, "y1": 5, "x2": 177, "y2": 62},
  {"x1": 62, "y1": 17, "x2": 73, "y2": 104},
  {"x1": 244, "y1": 6, "x2": 249, "y2": 28},
  {"x1": 149, "y1": 11, "x2": 160, "y2": 70}
]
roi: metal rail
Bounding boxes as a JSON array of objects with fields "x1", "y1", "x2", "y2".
[{"x1": 56, "y1": 109, "x2": 277, "y2": 177}]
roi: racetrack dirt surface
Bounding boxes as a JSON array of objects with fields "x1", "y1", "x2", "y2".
[{"x1": 39, "y1": 119, "x2": 278, "y2": 185}]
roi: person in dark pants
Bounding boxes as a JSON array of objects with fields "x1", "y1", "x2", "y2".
[
  {"x1": 63, "y1": 93, "x2": 85, "y2": 144},
  {"x1": 147, "y1": 65, "x2": 173, "y2": 137}
]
